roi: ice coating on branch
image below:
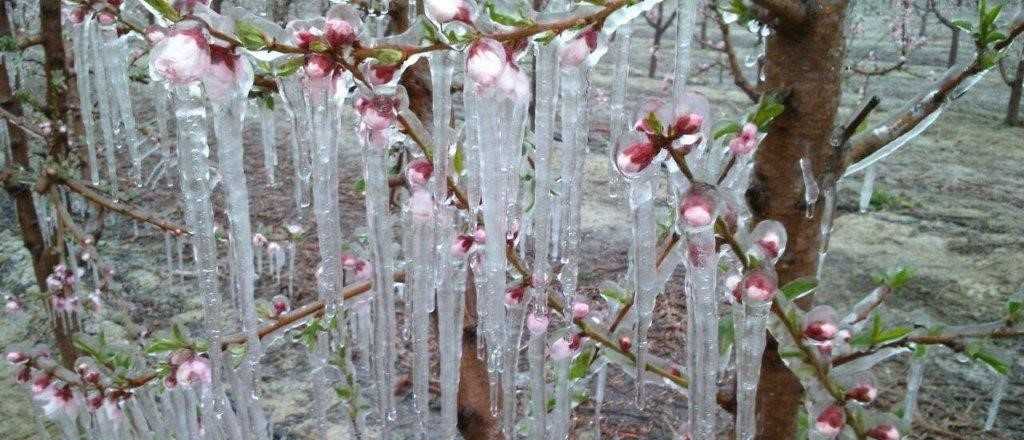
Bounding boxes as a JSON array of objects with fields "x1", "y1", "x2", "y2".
[
  {"x1": 149, "y1": 22, "x2": 211, "y2": 86},
  {"x1": 859, "y1": 166, "x2": 877, "y2": 213},
  {"x1": 985, "y1": 372, "x2": 1008, "y2": 431},
  {"x1": 527, "y1": 313, "x2": 549, "y2": 335}
]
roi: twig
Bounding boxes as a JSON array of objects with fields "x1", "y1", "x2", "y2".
[
  {"x1": 838, "y1": 96, "x2": 881, "y2": 149},
  {"x1": 49, "y1": 171, "x2": 190, "y2": 235},
  {"x1": 711, "y1": 6, "x2": 760, "y2": 103},
  {"x1": 0, "y1": 106, "x2": 47, "y2": 139}
]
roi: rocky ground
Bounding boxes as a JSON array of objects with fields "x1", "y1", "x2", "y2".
[{"x1": 2, "y1": 6, "x2": 1023, "y2": 440}]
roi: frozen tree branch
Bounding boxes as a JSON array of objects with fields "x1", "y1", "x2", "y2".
[
  {"x1": 844, "y1": 18, "x2": 1024, "y2": 170},
  {"x1": 833, "y1": 323, "x2": 1024, "y2": 367},
  {"x1": 711, "y1": 5, "x2": 760, "y2": 102},
  {"x1": 46, "y1": 170, "x2": 190, "y2": 235}
]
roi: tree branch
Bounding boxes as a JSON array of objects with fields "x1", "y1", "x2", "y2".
[
  {"x1": 48, "y1": 170, "x2": 190, "y2": 235},
  {"x1": 832, "y1": 323, "x2": 1024, "y2": 367},
  {"x1": 712, "y1": 6, "x2": 760, "y2": 103},
  {"x1": 844, "y1": 18, "x2": 1024, "y2": 170}
]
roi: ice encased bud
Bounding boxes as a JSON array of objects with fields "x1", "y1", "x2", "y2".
[
  {"x1": 679, "y1": 184, "x2": 720, "y2": 229},
  {"x1": 148, "y1": 21, "x2": 211, "y2": 86},
  {"x1": 747, "y1": 220, "x2": 787, "y2": 263}
]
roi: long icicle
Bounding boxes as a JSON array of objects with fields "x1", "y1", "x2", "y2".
[
  {"x1": 109, "y1": 33, "x2": 142, "y2": 187},
  {"x1": 72, "y1": 17, "x2": 100, "y2": 184},
  {"x1": 429, "y1": 50, "x2": 460, "y2": 439},
  {"x1": 683, "y1": 210, "x2": 719, "y2": 439},
  {"x1": 629, "y1": 176, "x2": 657, "y2": 404},
  {"x1": 89, "y1": 22, "x2": 120, "y2": 192}
]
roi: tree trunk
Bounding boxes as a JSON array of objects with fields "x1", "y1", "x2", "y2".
[
  {"x1": 948, "y1": 28, "x2": 960, "y2": 67},
  {"x1": 749, "y1": 3, "x2": 848, "y2": 438},
  {"x1": 456, "y1": 270, "x2": 500, "y2": 440},
  {"x1": 1005, "y1": 50, "x2": 1024, "y2": 126}
]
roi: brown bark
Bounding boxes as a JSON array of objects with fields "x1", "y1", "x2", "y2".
[
  {"x1": 749, "y1": 2, "x2": 847, "y2": 438},
  {"x1": 1004, "y1": 47, "x2": 1024, "y2": 126},
  {"x1": 0, "y1": 0, "x2": 76, "y2": 367},
  {"x1": 456, "y1": 270, "x2": 499, "y2": 440},
  {"x1": 948, "y1": 27, "x2": 960, "y2": 67}
]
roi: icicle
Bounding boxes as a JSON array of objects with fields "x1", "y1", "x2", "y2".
[
  {"x1": 277, "y1": 77, "x2": 313, "y2": 210},
  {"x1": 551, "y1": 58, "x2": 591, "y2": 440},
  {"x1": 286, "y1": 241, "x2": 296, "y2": 297},
  {"x1": 170, "y1": 83, "x2": 223, "y2": 424},
  {"x1": 735, "y1": 295, "x2": 771, "y2": 440},
  {"x1": 984, "y1": 372, "x2": 1008, "y2": 431},
  {"x1": 680, "y1": 186, "x2": 720, "y2": 440},
  {"x1": 164, "y1": 232, "x2": 174, "y2": 275},
  {"x1": 799, "y1": 158, "x2": 819, "y2": 218},
  {"x1": 859, "y1": 165, "x2": 877, "y2": 213},
  {"x1": 357, "y1": 88, "x2": 399, "y2": 426},
  {"x1": 671, "y1": 0, "x2": 699, "y2": 106},
  {"x1": 815, "y1": 187, "x2": 837, "y2": 279},
  {"x1": 430, "y1": 50, "x2": 461, "y2": 440},
  {"x1": 901, "y1": 349, "x2": 926, "y2": 428},
  {"x1": 109, "y1": 34, "x2": 142, "y2": 187},
  {"x1": 88, "y1": 22, "x2": 120, "y2": 192},
  {"x1": 605, "y1": 21, "x2": 632, "y2": 199},
  {"x1": 594, "y1": 365, "x2": 608, "y2": 440},
  {"x1": 843, "y1": 108, "x2": 942, "y2": 177},
  {"x1": 259, "y1": 100, "x2": 278, "y2": 186},
  {"x1": 73, "y1": 18, "x2": 100, "y2": 184},
  {"x1": 155, "y1": 85, "x2": 172, "y2": 163},
  {"x1": 628, "y1": 177, "x2": 657, "y2": 404},
  {"x1": 210, "y1": 85, "x2": 261, "y2": 384}
]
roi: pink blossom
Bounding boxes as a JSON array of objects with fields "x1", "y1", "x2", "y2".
[
  {"x1": 352, "y1": 259, "x2": 372, "y2": 280},
  {"x1": 67, "y1": 7, "x2": 86, "y2": 24},
  {"x1": 757, "y1": 232, "x2": 782, "y2": 259},
  {"x1": 673, "y1": 112, "x2": 703, "y2": 135},
  {"x1": 728, "y1": 122, "x2": 760, "y2": 155},
  {"x1": 406, "y1": 159, "x2": 433, "y2": 188},
  {"x1": 176, "y1": 356, "x2": 212, "y2": 386},
  {"x1": 804, "y1": 320, "x2": 838, "y2": 342},
  {"x1": 41, "y1": 384, "x2": 81, "y2": 418},
  {"x1": 324, "y1": 19, "x2": 357, "y2": 47},
  {"x1": 252, "y1": 233, "x2": 268, "y2": 248},
  {"x1": 451, "y1": 234, "x2": 476, "y2": 257},
  {"x1": 293, "y1": 29, "x2": 322, "y2": 51},
  {"x1": 51, "y1": 295, "x2": 80, "y2": 313},
  {"x1": 473, "y1": 227, "x2": 486, "y2": 244},
  {"x1": 97, "y1": 11, "x2": 115, "y2": 25},
  {"x1": 425, "y1": 0, "x2": 472, "y2": 23},
  {"x1": 504, "y1": 285, "x2": 525, "y2": 306},
  {"x1": 814, "y1": 405, "x2": 845, "y2": 437},
  {"x1": 845, "y1": 382, "x2": 877, "y2": 403},
  {"x1": 679, "y1": 190, "x2": 717, "y2": 228},
  {"x1": 466, "y1": 39, "x2": 507, "y2": 87},
  {"x1": 571, "y1": 302, "x2": 590, "y2": 319},
  {"x1": 409, "y1": 189, "x2": 434, "y2": 221},
  {"x1": 304, "y1": 54, "x2": 335, "y2": 79},
  {"x1": 496, "y1": 66, "x2": 531, "y2": 102},
  {"x1": 149, "y1": 24, "x2": 211, "y2": 86},
  {"x1": 568, "y1": 333, "x2": 583, "y2": 351},
  {"x1": 616, "y1": 141, "x2": 657, "y2": 175},
  {"x1": 741, "y1": 270, "x2": 778, "y2": 302},
  {"x1": 365, "y1": 63, "x2": 398, "y2": 85},
  {"x1": 526, "y1": 313, "x2": 549, "y2": 336},
  {"x1": 6, "y1": 297, "x2": 23, "y2": 313},
  {"x1": 559, "y1": 28, "x2": 598, "y2": 68},
  {"x1": 6, "y1": 352, "x2": 28, "y2": 364},
  {"x1": 356, "y1": 95, "x2": 398, "y2": 132},
  {"x1": 866, "y1": 425, "x2": 899, "y2": 440},
  {"x1": 618, "y1": 336, "x2": 632, "y2": 352},
  {"x1": 550, "y1": 338, "x2": 573, "y2": 361},
  {"x1": 271, "y1": 295, "x2": 290, "y2": 318},
  {"x1": 204, "y1": 45, "x2": 253, "y2": 102}
]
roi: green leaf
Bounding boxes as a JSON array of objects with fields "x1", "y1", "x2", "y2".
[
  {"x1": 719, "y1": 315, "x2": 735, "y2": 356},
  {"x1": 966, "y1": 344, "x2": 1009, "y2": 375},
  {"x1": 453, "y1": 144, "x2": 465, "y2": 175},
  {"x1": 874, "y1": 326, "x2": 912, "y2": 344},
  {"x1": 145, "y1": 338, "x2": 185, "y2": 354},
  {"x1": 259, "y1": 94, "x2": 275, "y2": 111},
  {"x1": 535, "y1": 31, "x2": 557, "y2": 45},
  {"x1": 749, "y1": 93, "x2": 786, "y2": 129},
  {"x1": 569, "y1": 350, "x2": 593, "y2": 380},
  {"x1": 235, "y1": 20, "x2": 267, "y2": 51},
  {"x1": 335, "y1": 386, "x2": 354, "y2": 400},
  {"x1": 599, "y1": 287, "x2": 630, "y2": 306},
  {"x1": 274, "y1": 56, "x2": 305, "y2": 77},
  {"x1": 483, "y1": 1, "x2": 534, "y2": 27},
  {"x1": 353, "y1": 178, "x2": 366, "y2": 194},
  {"x1": 643, "y1": 111, "x2": 664, "y2": 135},
  {"x1": 882, "y1": 266, "x2": 914, "y2": 289},
  {"x1": 712, "y1": 121, "x2": 741, "y2": 140},
  {"x1": 0, "y1": 36, "x2": 17, "y2": 52},
  {"x1": 421, "y1": 20, "x2": 441, "y2": 44},
  {"x1": 141, "y1": 0, "x2": 181, "y2": 22},
  {"x1": 372, "y1": 48, "x2": 405, "y2": 65},
  {"x1": 951, "y1": 20, "x2": 974, "y2": 32},
  {"x1": 780, "y1": 277, "x2": 818, "y2": 301}
]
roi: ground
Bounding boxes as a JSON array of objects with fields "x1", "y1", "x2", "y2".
[{"x1": 1, "y1": 5, "x2": 1022, "y2": 440}]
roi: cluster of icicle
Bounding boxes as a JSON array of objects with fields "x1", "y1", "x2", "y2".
[{"x1": 9, "y1": 0, "x2": 1018, "y2": 439}]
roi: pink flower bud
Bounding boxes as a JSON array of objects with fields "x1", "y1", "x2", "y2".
[
  {"x1": 42, "y1": 384, "x2": 81, "y2": 417},
  {"x1": 845, "y1": 382, "x2": 877, "y2": 404},
  {"x1": 149, "y1": 24, "x2": 211, "y2": 86},
  {"x1": 673, "y1": 112, "x2": 704, "y2": 136},
  {"x1": 16, "y1": 366, "x2": 31, "y2": 383},
  {"x1": 204, "y1": 45, "x2": 254, "y2": 102},
  {"x1": 304, "y1": 54, "x2": 335, "y2": 79},
  {"x1": 6, "y1": 298, "x2": 22, "y2": 312},
  {"x1": 526, "y1": 313, "x2": 548, "y2": 336},
  {"x1": 87, "y1": 394, "x2": 104, "y2": 412},
  {"x1": 406, "y1": 159, "x2": 433, "y2": 188},
  {"x1": 618, "y1": 335, "x2": 632, "y2": 352},
  {"x1": 97, "y1": 11, "x2": 115, "y2": 25},
  {"x1": 550, "y1": 338, "x2": 572, "y2": 361},
  {"x1": 572, "y1": 302, "x2": 590, "y2": 319},
  {"x1": 568, "y1": 333, "x2": 583, "y2": 351},
  {"x1": 814, "y1": 405, "x2": 845, "y2": 437},
  {"x1": 451, "y1": 234, "x2": 476, "y2": 257},
  {"x1": 866, "y1": 425, "x2": 899, "y2": 440},
  {"x1": 176, "y1": 356, "x2": 212, "y2": 386},
  {"x1": 356, "y1": 95, "x2": 398, "y2": 132},
  {"x1": 466, "y1": 39, "x2": 507, "y2": 87},
  {"x1": 352, "y1": 259, "x2": 372, "y2": 280},
  {"x1": 82, "y1": 370, "x2": 101, "y2": 384},
  {"x1": 616, "y1": 141, "x2": 657, "y2": 176},
  {"x1": 293, "y1": 29, "x2": 321, "y2": 51},
  {"x1": 728, "y1": 122, "x2": 760, "y2": 155},
  {"x1": 168, "y1": 349, "x2": 193, "y2": 367},
  {"x1": 679, "y1": 187, "x2": 718, "y2": 228},
  {"x1": 366, "y1": 63, "x2": 398, "y2": 85},
  {"x1": 804, "y1": 320, "x2": 837, "y2": 342},
  {"x1": 68, "y1": 7, "x2": 87, "y2": 24},
  {"x1": 426, "y1": 0, "x2": 473, "y2": 23},
  {"x1": 473, "y1": 227, "x2": 487, "y2": 244},
  {"x1": 6, "y1": 352, "x2": 28, "y2": 364},
  {"x1": 271, "y1": 295, "x2": 290, "y2": 318},
  {"x1": 108, "y1": 0, "x2": 124, "y2": 7},
  {"x1": 252, "y1": 233, "x2": 268, "y2": 248},
  {"x1": 559, "y1": 28, "x2": 598, "y2": 68},
  {"x1": 32, "y1": 373, "x2": 52, "y2": 394},
  {"x1": 409, "y1": 189, "x2": 434, "y2": 221},
  {"x1": 741, "y1": 270, "x2": 778, "y2": 302},
  {"x1": 504, "y1": 285, "x2": 525, "y2": 306},
  {"x1": 324, "y1": 19, "x2": 356, "y2": 47}
]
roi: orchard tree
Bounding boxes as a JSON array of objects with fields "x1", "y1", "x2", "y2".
[{"x1": 2, "y1": 1, "x2": 1023, "y2": 440}]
